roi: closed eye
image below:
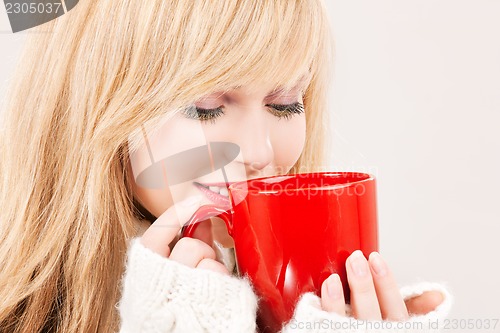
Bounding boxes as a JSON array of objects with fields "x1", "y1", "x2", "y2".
[
  {"x1": 181, "y1": 102, "x2": 304, "y2": 124},
  {"x1": 265, "y1": 102, "x2": 305, "y2": 120}
]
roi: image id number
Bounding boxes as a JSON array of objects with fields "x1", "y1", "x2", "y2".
[
  {"x1": 5, "y1": 2, "x2": 63, "y2": 14},
  {"x1": 443, "y1": 318, "x2": 499, "y2": 330}
]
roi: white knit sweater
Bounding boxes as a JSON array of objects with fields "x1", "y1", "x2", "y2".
[{"x1": 117, "y1": 223, "x2": 453, "y2": 333}]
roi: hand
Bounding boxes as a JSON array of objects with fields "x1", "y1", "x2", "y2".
[
  {"x1": 139, "y1": 195, "x2": 230, "y2": 276},
  {"x1": 320, "y1": 250, "x2": 444, "y2": 320}
]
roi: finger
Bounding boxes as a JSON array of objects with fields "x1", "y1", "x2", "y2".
[
  {"x1": 321, "y1": 273, "x2": 346, "y2": 316},
  {"x1": 170, "y1": 237, "x2": 217, "y2": 267},
  {"x1": 368, "y1": 252, "x2": 409, "y2": 321},
  {"x1": 140, "y1": 195, "x2": 202, "y2": 257},
  {"x1": 405, "y1": 291, "x2": 444, "y2": 315},
  {"x1": 346, "y1": 250, "x2": 382, "y2": 320},
  {"x1": 191, "y1": 219, "x2": 214, "y2": 246},
  {"x1": 197, "y1": 258, "x2": 231, "y2": 276}
]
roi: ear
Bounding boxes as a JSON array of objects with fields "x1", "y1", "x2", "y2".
[{"x1": 404, "y1": 290, "x2": 445, "y2": 315}]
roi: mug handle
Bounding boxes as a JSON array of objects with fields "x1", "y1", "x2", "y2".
[{"x1": 181, "y1": 205, "x2": 233, "y2": 238}]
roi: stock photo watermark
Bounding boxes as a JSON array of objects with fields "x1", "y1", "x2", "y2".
[
  {"x1": 287, "y1": 318, "x2": 500, "y2": 332},
  {"x1": 2, "y1": 0, "x2": 79, "y2": 33}
]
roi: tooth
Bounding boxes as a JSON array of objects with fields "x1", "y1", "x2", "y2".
[
  {"x1": 209, "y1": 186, "x2": 220, "y2": 194},
  {"x1": 220, "y1": 188, "x2": 229, "y2": 197}
]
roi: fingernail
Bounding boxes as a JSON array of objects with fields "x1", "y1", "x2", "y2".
[
  {"x1": 326, "y1": 274, "x2": 343, "y2": 300},
  {"x1": 369, "y1": 252, "x2": 387, "y2": 276},
  {"x1": 349, "y1": 250, "x2": 368, "y2": 277}
]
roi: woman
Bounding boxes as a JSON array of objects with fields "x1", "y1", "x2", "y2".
[{"x1": 0, "y1": 0, "x2": 451, "y2": 332}]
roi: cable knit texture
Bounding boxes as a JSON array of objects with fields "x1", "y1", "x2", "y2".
[
  {"x1": 118, "y1": 237, "x2": 453, "y2": 333},
  {"x1": 117, "y1": 238, "x2": 258, "y2": 333}
]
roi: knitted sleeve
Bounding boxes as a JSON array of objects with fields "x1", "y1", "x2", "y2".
[
  {"x1": 117, "y1": 236, "x2": 453, "y2": 333},
  {"x1": 280, "y1": 282, "x2": 453, "y2": 333},
  {"x1": 117, "y1": 237, "x2": 258, "y2": 333}
]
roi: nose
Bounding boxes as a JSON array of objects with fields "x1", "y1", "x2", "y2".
[{"x1": 234, "y1": 107, "x2": 274, "y2": 177}]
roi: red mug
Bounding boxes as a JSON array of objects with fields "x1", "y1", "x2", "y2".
[{"x1": 182, "y1": 172, "x2": 378, "y2": 333}]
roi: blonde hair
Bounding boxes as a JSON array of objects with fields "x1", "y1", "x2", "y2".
[{"x1": 0, "y1": 0, "x2": 334, "y2": 331}]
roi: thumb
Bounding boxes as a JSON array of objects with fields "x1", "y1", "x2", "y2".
[
  {"x1": 140, "y1": 195, "x2": 203, "y2": 257},
  {"x1": 404, "y1": 290, "x2": 445, "y2": 315}
]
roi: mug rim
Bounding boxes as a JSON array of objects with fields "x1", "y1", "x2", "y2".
[{"x1": 228, "y1": 171, "x2": 375, "y2": 194}]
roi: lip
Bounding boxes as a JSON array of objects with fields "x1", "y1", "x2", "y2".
[
  {"x1": 193, "y1": 182, "x2": 231, "y2": 208},
  {"x1": 197, "y1": 182, "x2": 235, "y2": 187}
]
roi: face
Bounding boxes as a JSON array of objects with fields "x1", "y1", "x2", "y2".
[{"x1": 127, "y1": 77, "x2": 309, "y2": 237}]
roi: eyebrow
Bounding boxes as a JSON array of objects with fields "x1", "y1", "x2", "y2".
[
  {"x1": 268, "y1": 73, "x2": 312, "y2": 96},
  {"x1": 209, "y1": 73, "x2": 311, "y2": 99},
  {"x1": 267, "y1": 85, "x2": 303, "y2": 98}
]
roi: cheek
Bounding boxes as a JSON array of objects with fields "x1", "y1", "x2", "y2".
[
  {"x1": 271, "y1": 115, "x2": 306, "y2": 170},
  {"x1": 129, "y1": 177, "x2": 173, "y2": 218},
  {"x1": 128, "y1": 115, "x2": 208, "y2": 216}
]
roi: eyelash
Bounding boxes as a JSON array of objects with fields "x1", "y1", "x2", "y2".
[{"x1": 181, "y1": 102, "x2": 305, "y2": 124}]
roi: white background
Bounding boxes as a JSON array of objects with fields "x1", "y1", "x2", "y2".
[{"x1": 1, "y1": 1, "x2": 499, "y2": 329}]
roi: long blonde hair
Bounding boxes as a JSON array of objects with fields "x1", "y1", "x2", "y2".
[{"x1": 0, "y1": 0, "x2": 334, "y2": 331}]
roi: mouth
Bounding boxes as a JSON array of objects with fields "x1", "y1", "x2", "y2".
[{"x1": 193, "y1": 182, "x2": 231, "y2": 207}]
